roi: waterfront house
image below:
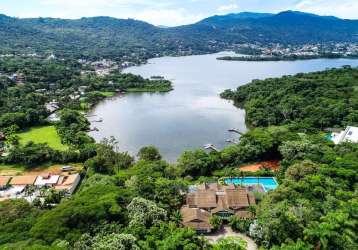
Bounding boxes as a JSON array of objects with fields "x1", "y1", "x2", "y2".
[
  {"x1": 180, "y1": 207, "x2": 213, "y2": 234},
  {"x1": 181, "y1": 183, "x2": 256, "y2": 233}
]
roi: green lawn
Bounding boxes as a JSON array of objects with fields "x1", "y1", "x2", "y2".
[
  {"x1": 100, "y1": 91, "x2": 116, "y2": 97},
  {"x1": 17, "y1": 126, "x2": 68, "y2": 151}
]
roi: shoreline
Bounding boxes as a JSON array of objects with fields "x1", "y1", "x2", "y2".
[{"x1": 217, "y1": 55, "x2": 358, "y2": 62}]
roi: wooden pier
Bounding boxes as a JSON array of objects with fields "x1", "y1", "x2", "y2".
[
  {"x1": 228, "y1": 128, "x2": 244, "y2": 135},
  {"x1": 204, "y1": 144, "x2": 219, "y2": 152}
]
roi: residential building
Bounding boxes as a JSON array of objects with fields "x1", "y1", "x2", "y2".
[
  {"x1": 181, "y1": 183, "x2": 256, "y2": 233},
  {"x1": 2, "y1": 176, "x2": 38, "y2": 199},
  {"x1": 55, "y1": 174, "x2": 80, "y2": 194},
  {"x1": 10, "y1": 176, "x2": 37, "y2": 187},
  {"x1": 180, "y1": 207, "x2": 213, "y2": 234},
  {"x1": 331, "y1": 126, "x2": 358, "y2": 144}
]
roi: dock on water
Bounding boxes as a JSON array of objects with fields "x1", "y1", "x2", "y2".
[
  {"x1": 204, "y1": 144, "x2": 219, "y2": 152},
  {"x1": 228, "y1": 128, "x2": 244, "y2": 135}
]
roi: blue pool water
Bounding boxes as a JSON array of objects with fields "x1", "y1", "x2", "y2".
[
  {"x1": 325, "y1": 133, "x2": 333, "y2": 141},
  {"x1": 224, "y1": 177, "x2": 278, "y2": 192}
]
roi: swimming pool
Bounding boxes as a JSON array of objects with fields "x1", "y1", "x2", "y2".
[{"x1": 224, "y1": 177, "x2": 278, "y2": 192}]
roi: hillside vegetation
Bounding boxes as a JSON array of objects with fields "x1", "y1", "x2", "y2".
[
  {"x1": 221, "y1": 66, "x2": 358, "y2": 129},
  {"x1": 1, "y1": 11, "x2": 358, "y2": 58}
]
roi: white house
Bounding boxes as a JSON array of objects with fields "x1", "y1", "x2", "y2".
[
  {"x1": 331, "y1": 126, "x2": 358, "y2": 144},
  {"x1": 45, "y1": 101, "x2": 60, "y2": 113}
]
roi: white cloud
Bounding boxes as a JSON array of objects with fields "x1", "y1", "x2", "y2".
[
  {"x1": 218, "y1": 4, "x2": 240, "y2": 12},
  {"x1": 37, "y1": 0, "x2": 204, "y2": 25},
  {"x1": 295, "y1": 0, "x2": 358, "y2": 19},
  {"x1": 41, "y1": 0, "x2": 176, "y2": 8},
  {"x1": 133, "y1": 8, "x2": 205, "y2": 26}
]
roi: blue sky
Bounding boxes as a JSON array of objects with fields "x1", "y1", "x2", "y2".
[{"x1": 1, "y1": 0, "x2": 357, "y2": 26}]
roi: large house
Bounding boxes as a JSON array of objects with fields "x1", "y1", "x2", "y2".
[
  {"x1": 180, "y1": 207, "x2": 212, "y2": 234},
  {"x1": 331, "y1": 126, "x2": 358, "y2": 144},
  {"x1": 0, "y1": 173, "x2": 81, "y2": 201},
  {"x1": 181, "y1": 183, "x2": 256, "y2": 233}
]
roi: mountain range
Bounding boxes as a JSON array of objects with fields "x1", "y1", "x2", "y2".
[{"x1": 1, "y1": 11, "x2": 358, "y2": 59}]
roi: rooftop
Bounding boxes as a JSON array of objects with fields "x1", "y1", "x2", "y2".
[
  {"x1": 332, "y1": 126, "x2": 358, "y2": 144},
  {"x1": 186, "y1": 183, "x2": 256, "y2": 210},
  {"x1": 34, "y1": 174, "x2": 60, "y2": 186},
  {"x1": 10, "y1": 176, "x2": 37, "y2": 186},
  {"x1": 0, "y1": 176, "x2": 11, "y2": 186}
]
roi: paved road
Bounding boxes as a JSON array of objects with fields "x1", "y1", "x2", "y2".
[{"x1": 205, "y1": 226, "x2": 258, "y2": 250}]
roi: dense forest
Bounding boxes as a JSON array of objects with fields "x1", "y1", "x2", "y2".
[
  {"x1": 0, "y1": 125, "x2": 357, "y2": 249},
  {"x1": 1, "y1": 11, "x2": 358, "y2": 59},
  {"x1": 221, "y1": 66, "x2": 358, "y2": 129}
]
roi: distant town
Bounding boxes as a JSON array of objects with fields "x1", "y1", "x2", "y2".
[{"x1": 218, "y1": 42, "x2": 358, "y2": 61}]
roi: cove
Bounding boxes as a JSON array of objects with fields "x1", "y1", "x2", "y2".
[{"x1": 88, "y1": 52, "x2": 358, "y2": 161}]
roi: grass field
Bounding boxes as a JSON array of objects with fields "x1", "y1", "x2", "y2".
[{"x1": 18, "y1": 126, "x2": 68, "y2": 151}]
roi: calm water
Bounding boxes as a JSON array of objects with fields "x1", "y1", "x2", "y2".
[{"x1": 88, "y1": 52, "x2": 358, "y2": 161}]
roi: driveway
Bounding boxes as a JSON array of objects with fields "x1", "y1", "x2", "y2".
[{"x1": 205, "y1": 226, "x2": 258, "y2": 250}]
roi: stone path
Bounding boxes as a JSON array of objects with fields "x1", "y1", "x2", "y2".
[{"x1": 205, "y1": 226, "x2": 258, "y2": 250}]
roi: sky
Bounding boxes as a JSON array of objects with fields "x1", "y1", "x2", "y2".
[{"x1": 0, "y1": 0, "x2": 358, "y2": 26}]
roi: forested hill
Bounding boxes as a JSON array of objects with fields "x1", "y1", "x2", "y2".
[
  {"x1": 190, "y1": 11, "x2": 358, "y2": 44},
  {"x1": 1, "y1": 11, "x2": 358, "y2": 58},
  {"x1": 221, "y1": 66, "x2": 358, "y2": 130}
]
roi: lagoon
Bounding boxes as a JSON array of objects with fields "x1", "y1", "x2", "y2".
[{"x1": 88, "y1": 52, "x2": 358, "y2": 161}]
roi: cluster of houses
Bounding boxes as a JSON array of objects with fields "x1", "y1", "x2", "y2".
[
  {"x1": 181, "y1": 183, "x2": 256, "y2": 233},
  {"x1": 0, "y1": 173, "x2": 80, "y2": 202},
  {"x1": 233, "y1": 43, "x2": 358, "y2": 58}
]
